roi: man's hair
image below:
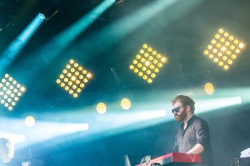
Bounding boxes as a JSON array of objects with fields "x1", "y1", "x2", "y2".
[
  {"x1": 171, "y1": 95, "x2": 195, "y2": 113},
  {"x1": 0, "y1": 137, "x2": 14, "y2": 158}
]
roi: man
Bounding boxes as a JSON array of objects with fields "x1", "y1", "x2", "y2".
[
  {"x1": 171, "y1": 95, "x2": 214, "y2": 166},
  {"x1": 0, "y1": 137, "x2": 22, "y2": 166}
]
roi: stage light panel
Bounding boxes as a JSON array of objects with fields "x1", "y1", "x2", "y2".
[
  {"x1": 25, "y1": 116, "x2": 36, "y2": 127},
  {"x1": 121, "y1": 98, "x2": 131, "y2": 110},
  {"x1": 0, "y1": 74, "x2": 26, "y2": 111},
  {"x1": 130, "y1": 44, "x2": 168, "y2": 83},
  {"x1": 204, "y1": 28, "x2": 245, "y2": 70},
  {"x1": 56, "y1": 59, "x2": 93, "y2": 98},
  {"x1": 204, "y1": 82, "x2": 214, "y2": 95},
  {"x1": 96, "y1": 102, "x2": 107, "y2": 114}
]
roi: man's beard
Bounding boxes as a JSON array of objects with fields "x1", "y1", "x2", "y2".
[{"x1": 175, "y1": 110, "x2": 187, "y2": 122}]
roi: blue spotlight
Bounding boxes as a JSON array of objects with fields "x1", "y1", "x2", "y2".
[
  {"x1": 0, "y1": 13, "x2": 45, "y2": 75},
  {"x1": 35, "y1": 0, "x2": 115, "y2": 66},
  {"x1": 0, "y1": 131, "x2": 25, "y2": 144},
  {"x1": 21, "y1": 122, "x2": 89, "y2": 148},
  {"x1": 0, "y1": 116, "x2": 89, "y2": 149},
  {"x1": 56, "y1": 0, "x2": 115, "y2": 47},
  {"x1": 196, "y1": 96, "x2": 242, "y2": 114},
  {"x1": 66, "y1": 0, "x2": 202, "y2": 64}
]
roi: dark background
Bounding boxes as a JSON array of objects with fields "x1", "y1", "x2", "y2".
[{"x1": 1, "y1": 0, "x2": 250, "y2": 165}]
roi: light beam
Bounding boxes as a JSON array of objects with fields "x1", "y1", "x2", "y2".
[{"x1": 0, "y1": 13, "x2": 45, "y2": 75}]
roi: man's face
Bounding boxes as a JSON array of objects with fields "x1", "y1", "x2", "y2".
[{"x1": 172, "y1": 100, "x2": 187, "y2": 122}]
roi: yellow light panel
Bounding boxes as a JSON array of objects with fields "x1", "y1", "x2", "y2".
[
  {"x1": 120, "y1": 98, "x2": 131, "y2": 110},
  {"x1": 130, "y1": 44, "x2": 168, "y2": 83},
  {"x1": 25, "y1": 116, "x2": 36, "y2": 127},
  {"x1": 0, "y1": 74, "x2": 26, "y2": 111},
  {"x1": 204, "y1": 82, "x2": 214, "y2": 95},
  {"x1": 96, "y1": 102, "x2": 107, "y2": 114},
  {"x1": 204, "y1": 28, "x2": 245, "y2": 70},
  {"x1": 56, "y1": 59, "x2": 93, "y2": 98}
]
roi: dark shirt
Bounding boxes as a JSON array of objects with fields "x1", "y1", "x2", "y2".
[
  {"x1": 173, "y1": 115, "x2": 214, "y2": 166},
  {"x1": 1, "y1": 158, "x2": 22, "y2": 166}
]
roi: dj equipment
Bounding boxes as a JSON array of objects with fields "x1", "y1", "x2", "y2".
[
  {"x1": 133, "y1": 152, "x2": 201, "y2": 166},
  {"x1": 233, "y1": 157, "x2": 250, "y2": 166}
]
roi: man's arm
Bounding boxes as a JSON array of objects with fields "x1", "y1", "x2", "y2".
[
  {"x1": 187, "y1": 118, "x2": 210, "y2": 154},
  {"x1": 187, "y1": 143, "x2": 204, "y2": 154}
]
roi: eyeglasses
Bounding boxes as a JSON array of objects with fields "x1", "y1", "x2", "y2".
[{"x1": 171, "y1": 106, "x2": 184, "y2": 114}]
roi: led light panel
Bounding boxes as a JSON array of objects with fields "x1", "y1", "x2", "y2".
[
  {"x1": 130, "y1": 44, "x2": 168, "y2": 83},
  {"x1": 56, "y1": 59, "x2": 93, "y2": 98},
  {"x1": 204, "y1": 28, "x2": 245, "y2": 70}
]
